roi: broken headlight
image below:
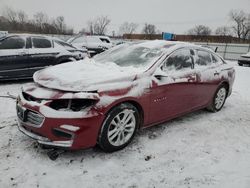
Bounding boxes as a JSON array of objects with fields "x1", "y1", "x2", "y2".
[{"x1": 49, "y1": 99, "x2": 96, "y2": 112}]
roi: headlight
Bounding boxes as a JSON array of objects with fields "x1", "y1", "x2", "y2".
[{"x1": 49, "y1": 99, "x2": 96, "y2": 112}]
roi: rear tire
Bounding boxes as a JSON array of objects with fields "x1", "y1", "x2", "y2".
[
  {"x1": 207, "y1": 85, "x2": 227, "y2": 112},
  {"x1": 98, "y1": 103, "x2": 139, "y2": 152}
]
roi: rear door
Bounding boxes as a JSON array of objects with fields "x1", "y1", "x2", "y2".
[
  {"x1": 149, "y1": 48, "x2": 201, "y2": 124},
  {"x1": 0, "y1": 36, "x2": 30, "y2": 79},
  {"x1": 194, "y1": 49, "x2": 223, "y2": 106},
  {"x1": 28, "y1": 36, "x2": 58, "y2": 75}
]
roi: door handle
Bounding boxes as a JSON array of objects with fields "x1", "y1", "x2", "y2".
[
  {"x1": 214, "y1": 71, "x2": 220, "y2": 76},
  {"x1": 188, "y1": 74, "x2": 196, "y2": 82}
]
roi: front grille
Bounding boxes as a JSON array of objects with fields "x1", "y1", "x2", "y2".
[
  {"x1": 52, "y1": 128, "x2": 73, "y2": 139},
  {"x1": 26, "y1": 111, "x2": 44, "y2": 127},
  {"x1": 16, "y1": 104, "x2": 25, "y2": 121}
]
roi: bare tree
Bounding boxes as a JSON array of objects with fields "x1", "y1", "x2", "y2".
[
  {"x1": 33, "y1": 12, "x2": 49, "y2": 32},
  {"x1": 86, "y1": 16, "x2": 110, "y2": 35},
  {"x1": 87, "y1": 20, "x2": 95, "y2": 34},
  {"x1": 94, "y1": 16, "x2": 111, "y2": 35},
  {"x1": 229, "y1": 10, "x2": 250, "y2": 39},
  {"x1": 187, "y1": 25, "x2": 212, "y2": 36},
  {"x1": 0, "y1": 7, "x2": 73, "y2": 35},
  {"x1": 54, "y1": 16, "x2": 66, "y2": 34},
  {"x1": 142, "y1": 23, "x2": 157, "y2": 35},
  {"x1": 119, "y1": 22, "x2": 138, "y2": 35},
  {"x1": 3, "y1": 6, "x2": 17, "y2": 24},
  {"x1": 17, "y1": 10, "x2": 28, "y2": 24},
  {"x1": 79, "y1": 27, "x2": 87, "y2": 34},
  {"x1": 215, "y1": 26, "x2": 232, "y2": 36}
]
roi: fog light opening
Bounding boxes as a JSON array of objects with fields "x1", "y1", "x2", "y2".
[{"x1": 60, "y1": 124, "x2": 80, "y2": 132}]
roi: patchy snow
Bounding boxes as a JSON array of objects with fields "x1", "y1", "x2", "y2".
[
  {"x1": 0, "y1": 61, "x2": 250, "y2": 188},
  {"x1": 33, "y1": 41, "x2": 199, "y2": 93},
  {"x1": 39, "y1": 105, "x2": 97, "y2": 119},
  {"x1": 96, "y1": 75, "x2": 153, "y2": 107},
  {"x1": 33, "y1": 57, "x2": 142, "y2": 92},
  {"x1": 22, "y1": 83, "x2": 99, "y2": 100}
]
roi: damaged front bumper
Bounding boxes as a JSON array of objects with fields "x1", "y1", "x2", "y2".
[
  {"x1": 16, "y1": 84, "x2": 105, "y2": 150},
  {"x1": 17, "y1": 121, "x2": 73, "y2": 148}
]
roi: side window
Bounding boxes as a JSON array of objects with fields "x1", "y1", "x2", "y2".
[
  {"x1": 211, "y1": 54, "x2": 223, "y2": 64},
  {"x1": 86, "y1": 37, "x2": 102, "y2": 43},
  {"x1": 0, "y1": 37, "x2": 25, "y2": 49},
  {"x1": 100, "y1": 38, "x2": 110, "y2": 43},
  {"x1": 162, "y1": 49, "x2": 193, "y2": 72},
  {"x1": 32, "y1": 37, "x2": 52, "y2": 48},
  {"x1": 72, "y1": 37, "x2": 86, "y2": 44},
  {"x1": 196, "y1": 50, "x2": 212, "y2": 66}
]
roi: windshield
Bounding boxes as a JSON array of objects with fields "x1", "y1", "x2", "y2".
[{"x1": 94, "y1": 41, "x2": 173, "y2": 68}]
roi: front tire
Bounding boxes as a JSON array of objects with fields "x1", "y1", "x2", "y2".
[
  {"x1": 207, "y1": 85, "x2": 227, "y2": 112},
  {"x1": 98, "y1": 103, "x2": 139, "y2": 152}
]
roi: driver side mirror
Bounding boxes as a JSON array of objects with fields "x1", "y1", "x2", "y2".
[{"x1": 154, "y1": 67, "x2": 168, "y2": 80}]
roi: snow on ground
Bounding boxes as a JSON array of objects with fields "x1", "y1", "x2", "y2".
[{"x1": 0, "y1": 62, "x2": 250, "y2": 188}]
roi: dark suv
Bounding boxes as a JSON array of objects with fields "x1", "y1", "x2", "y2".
[{"x1": 0, "y1": 34, "x2": 87, "y2": 80}]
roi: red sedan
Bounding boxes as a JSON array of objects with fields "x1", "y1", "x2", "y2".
[{"x1": 16, "y1": 40, "x2": 235, "y2": 152}]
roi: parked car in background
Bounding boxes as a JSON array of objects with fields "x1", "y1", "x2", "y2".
[
  {"x1": 67, "y1": 35, "x2": 113, "y2": 56},
  {"x1": 0, "y1": 34, "x2": 88, "y2": 80},
  {"x1": 17, "y1": 40, "x2": 235, "y2": 153},
  {"x1": 238, "y1": 52, "x2": 250, "y2": 66},
  {"x1": 0, "y1": 31, "x2": 8, "y2": 38}
]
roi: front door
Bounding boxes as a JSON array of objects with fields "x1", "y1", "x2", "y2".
[{"x1": 149, "y1": 48, "x2": 201, "y2": 125}]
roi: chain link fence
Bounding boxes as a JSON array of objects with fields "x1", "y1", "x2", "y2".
[{"x1": 194, "y1": 42, "x2": 250, "y2": 60}]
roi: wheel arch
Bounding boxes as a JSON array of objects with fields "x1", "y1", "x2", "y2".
[
  {"x1": 97, "y1": 99, "x2": 144, "y2": 149},
  {"x1": 220, "y1": 81, "x2": 230, "y2": 96},
  {"x1": 104, "y1": 99, "x2": 145, "y2": 129}
]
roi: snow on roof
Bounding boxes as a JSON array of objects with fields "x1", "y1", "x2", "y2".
[{"x1": 3, "y1": 33, "x2": 54, "y2": 40}]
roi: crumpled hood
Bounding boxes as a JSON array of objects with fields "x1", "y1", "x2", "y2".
[{"x1": 33, "y1": 57, "x2": 142, "y2": 92}]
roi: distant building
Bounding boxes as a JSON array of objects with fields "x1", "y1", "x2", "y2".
[{"x1": 123, "y1": 33, "x2": 250, "y2": 44}]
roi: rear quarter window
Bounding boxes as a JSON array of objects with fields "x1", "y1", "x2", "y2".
[
  {"x1": 196, "y1": 50, "x2": 212, "y2": 66},
  {"x1": 32, "y1": 37, "x2": 52, "y2": 48},
  {"x1": 72, "y1": 37, "x2": 86, "y2": 44}
]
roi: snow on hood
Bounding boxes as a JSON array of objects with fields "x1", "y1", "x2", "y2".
[
  {"x1": 22, "y1": 83, "x2": 99, "y2": 100},
  {"x1": 33, "y1": 57, "x2": 143, "y2": 92}
]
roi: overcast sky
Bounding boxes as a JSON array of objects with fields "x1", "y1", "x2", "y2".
[{"x1": 0, "y1": 0, "x2": 249, "y2": 35}]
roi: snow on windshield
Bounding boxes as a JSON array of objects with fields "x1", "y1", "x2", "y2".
[{"x1": 94, "y1": 40, "x2": 175, "y2": 68}]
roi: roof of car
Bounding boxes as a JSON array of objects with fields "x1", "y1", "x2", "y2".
[
  {"x1": 3, "y1": 34, "x2": 54, "y2": 40},
  {"x1": 130, "y1": 40, "x2": 198, "y2": 50}
]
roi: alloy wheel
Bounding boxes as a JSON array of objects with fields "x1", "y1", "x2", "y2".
[
  {"x1": 214, "y1": 87, "x2": 227, "y2": 110},
  {"x1": 107, "y1": 109, "x2": 136, "y2": 147}
]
